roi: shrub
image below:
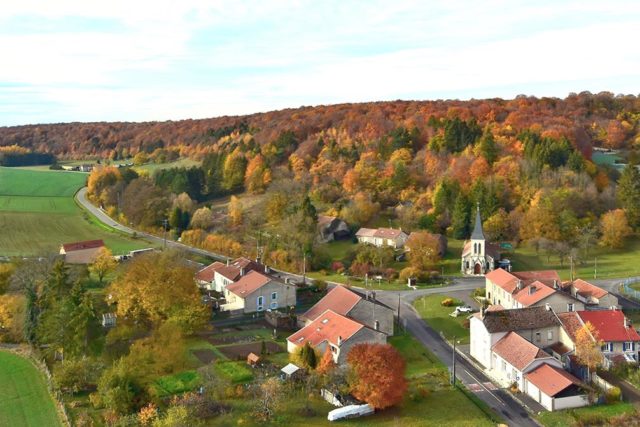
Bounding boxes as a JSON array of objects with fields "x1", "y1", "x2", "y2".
[
  {"x1": 331, "y1": 261, "x2": 345, "y2": 272},
  {"x1": 441, "y1": 298, "x2": 454, "y2": 307},
  {"x1": 473, "y1": 287, "x2": 486, "y2": 298},
  {"x1": 313, "y1": 279, "x2": 328, "y2": 293},
  {"x1": 606, "y1": 386, "x2": 622, "y2": 403}
]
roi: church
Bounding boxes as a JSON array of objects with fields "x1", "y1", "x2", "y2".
[{"x1": 460, "y1": 207, "x2": 500, "y2": 275}]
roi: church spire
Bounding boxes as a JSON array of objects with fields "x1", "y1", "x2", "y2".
[{"x1": 471, "y1": 203, "x2": 485, "y2": 240}]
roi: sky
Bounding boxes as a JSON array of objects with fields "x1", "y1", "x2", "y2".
[{"x1": 1, "y1": 0, "x2": 639, "y2": 126}]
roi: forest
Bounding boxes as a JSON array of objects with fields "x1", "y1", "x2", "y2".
[{"x1": 3, "y1": 92, "x2": 640, "y2": 278}]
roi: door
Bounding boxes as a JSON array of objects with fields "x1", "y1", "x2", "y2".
[{"x1": 474, "y1": 263, "x2": 482, "y2": 274}]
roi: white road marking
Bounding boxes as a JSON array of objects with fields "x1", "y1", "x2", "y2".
[{"x1": 464, "y1": 369, "x2": 505, "y2": 405}]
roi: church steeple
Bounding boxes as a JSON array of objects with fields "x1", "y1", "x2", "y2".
[{"x1": 470, "y1": 203, "x2": 485, "y2": 240}]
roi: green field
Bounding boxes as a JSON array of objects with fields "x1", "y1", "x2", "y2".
[
  {"x1": 0, "y1": 351, "x2": 62, "y2": 427},
  {"x1": 413, "y1": 294, "x2": 471, "y2": 344},
  {"x1": 0, "y1": 167, "x2": 150, "y2": 256}
]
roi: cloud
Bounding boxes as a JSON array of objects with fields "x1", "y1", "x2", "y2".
[{"x1": 1, "y1": 0, "x2": 639, "y2": 125}]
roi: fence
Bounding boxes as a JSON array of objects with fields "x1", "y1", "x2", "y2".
[{"x1": 619, "y1": 277, "x2": 640, "y2": 301}]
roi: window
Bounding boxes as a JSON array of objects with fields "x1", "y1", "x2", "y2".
[
  {"x1": 501, "y1": 360, "x2": 506, "y2": 371},
  {"x1": 601, "y1": 343, "x2": 613, "y2": 352},
  {"x1": 257, "y1": 296, "x2": 264, "y2": 311},
  {"x1": 547, "y1": 331, "x2": 553, "y2": 341},
  {"x1": 535, "y1": 332, "x2": 541, "y2": 343},
  {"x1": 624, "y1": 342, "x2": 635, "y2": 352},
  {"x1": 567, "y1": 303, "x2": 574, "y2": 312},
  {"x1": 271, "y1": 292, "x2": 277, "y2": 300}
]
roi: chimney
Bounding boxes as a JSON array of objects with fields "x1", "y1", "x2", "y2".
[
  {"x1": 545, "y1": 303, "x2": 551, "y2": 311},
  {"x1": 517, "y1": 279, "x2": 523, "y2": 290},
  {"x1": 240, "y1": 267, "x2": 245, "y2": 276},
  {"x1": 337, "y1": 336, "x2": 343, "y2": 346},
  {"x1": 226, "y1": 259, "x2": 230, "y2": 266},
  {"x1": 625, "y1": 317, "x2": 629, "y2": 328},
  {"x1": 265, "y1": 265, "x2": 270, "y2": 274},
  {"x1": 553, "y1": 279, "x2": 558, "y2": 289}
]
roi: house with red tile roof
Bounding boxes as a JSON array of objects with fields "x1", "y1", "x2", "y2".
[
  {"x1": 485, "y1": 268, "x2": 584, "y2": 313},
  {"x1": 195, "y1": 257, "x2": 267, "y2": 292},
  {"x1": 221, "y1": 271, "x2": 296, "y2": 314},
  {"x1": 59, "y1": 239, "x2": 105, "y2": 264},
  {"x1": 524, "y1": 363, "x2": 588, "y2": 411},
  {"x1": 286, "y1": 309, "x2": 386, "y2": 364},
  {"x1": 355, "y1": 227, "x2": 408, "y2": 249},
  {"x1": 558, "y1": 310, "x2": 640, "y2": 367},
  {"x1": 300, "y1": 286, "x2": 394, "y2": 335},
  {"x1": 489, "y1": 331, "x2": 562, "y2": 390},
  {"x1": 470, "y1": 306, "x2": 562, "y2": 370},
  {"x1": 562, "y1": 279, "x2": 618, "y2": 308}
]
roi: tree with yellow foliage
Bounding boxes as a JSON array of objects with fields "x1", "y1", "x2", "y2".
[
  {"x1": 575, "y1": 321, "x2": 603, "y2": 381},
  {"x1": 0, "y1": 294, "x2": 25, "y2": 342},
  {"x1": 89, "y1": 247, "x2": 117, "y2": 284},
  {"x1": 107, "y1": 251, "x2": 208, "y2": 333},
  {"x1": 600, "y1": 209, "x2": 632, "y2": 249},
  {"x1": 244, "y1": 154, "x2": 271, "y2": 194},
  {"x1": 228, "y1": 196, "x2": 243, "y2": 227}
]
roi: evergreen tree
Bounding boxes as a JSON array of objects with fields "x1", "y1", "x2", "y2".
[
  {"x1": 451, "y1": 193, "x2": 472, "y2": 239},
  {"x1": 617, "y1": 164, "x2": 640, "y2": 229},
  {"x1": 478, "y1": 127, "x2": 498, "y2": 165}
]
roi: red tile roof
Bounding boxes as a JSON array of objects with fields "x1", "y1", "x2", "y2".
[
  {"x1": 486, "y1": 268, "x2": 520, "y2": 293},
  {"x1": 525, "y1": 364, "x2": 582, "y2": 397},
  {"x1": 558, "y1": 312, "x2": 584, "y2": 343},
  {"x1": 287, "y1": 309, "x2": 364, "y2": 347},
  {"x1": 570, "y1": 279, "x2": 609, "y2": 300},
  {"x1": 355, "y1": 227, "x2": 405, "y2": 240},
  {"x1": 577, "y1": 310, "x2": 640, "y2": 342},
  {"x1": 226, "y1": 271, "x2": 272, "y2": 297},
  {"x1": 513, "y1": 281, "x2": 556, "y2": 307},
  {"x1": 195, "y1": 261, "x2": 225, "y2": 282},
  {"x1": 492, "y1": 332, "x2": 551, "y2": 371},
  {"x1": 302, "y1": 286, "x2": 362, "y2": 322},
  {"x1": 215, "y1": 265, "x2": 242, "y2": 281},
  {"x1": 61, "y1": 239, "x2": 105, "y2": 252},
  {"x1": 355, "y1": 228, "x2": 377, "y2": 238},
  {"x1": 513, "y1": 270, "x2": 560, "y2": 289}
]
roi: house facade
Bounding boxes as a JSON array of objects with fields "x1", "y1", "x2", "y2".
[
  {"x1": 558, "y1": 310, "x2": 640, "y2": 367},
  {"x1": 222, "y1": 271, "x2": 296, "y2": 314},
  {"x1": 195, "y1": 257, "x2": 266, "y2": 292},
  {"x1": 355, "y1": 227, "x2": 408, "y2": 249},
  {"x1": 287, "y1": 309, "x2": 386, "y2": 364},
  {"x1": 301, "y1": 286, "x2": 394, "y2": 336},
  {"x1": 460, "y1": 207, "x2": 499, "y2": 275},
  {"x1": 59, "y1": 239, "x2": 105, "y2": 264},
  {"x1": 485, "y1": 269, "x2": 588, "y2": 313}
]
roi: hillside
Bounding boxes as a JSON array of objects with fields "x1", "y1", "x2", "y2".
[{"x1": 1, "y1": 93, "x2": 638, "y2": 160}]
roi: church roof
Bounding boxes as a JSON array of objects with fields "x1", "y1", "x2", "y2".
[{"x1": 470, "y1": 206, "x2": 485, "y2": 240}]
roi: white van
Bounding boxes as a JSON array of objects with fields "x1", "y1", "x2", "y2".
[{"x1": 327, "y1": 404, "x2": 374, "y2": 422}]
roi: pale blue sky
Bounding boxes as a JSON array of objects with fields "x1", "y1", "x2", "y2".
[{"x1": 1, "y1": 0, "x2": 639, "y2": 126}]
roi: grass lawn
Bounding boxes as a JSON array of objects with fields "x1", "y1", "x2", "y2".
[
  {"x1": 440, "y1": 239, "x2": 465, "y2": 276},
  {"x1": 413, "y1": 294, "x2": 471, "y2": 344},
  {"x1": 153, "y1": 370, "x2": 201, "y2": 397},
  {"x1": 133, "y1": 158, "x2": 201, "y2": 174},
  {"x1": 0, "y1": 351, "x2": 62, "y2": 427},
  {"x1": 214, "y1": 361, "x2": 254, "y2": 383},
  {"x1": 0, "y1": 167, "x2": 151, "y2": 256},
  {"x1": 537, "y1": 401, "x2": 636, "y2": 427}
]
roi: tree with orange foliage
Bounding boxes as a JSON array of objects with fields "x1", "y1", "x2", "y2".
[
  {"x1": 316, "y1": 348, "x2": 337, "y2": 375},
  {"x1": 244, "y1": 154, "x2": 271, "y2": 194},
  {"x1": 87, "y1": 166, "x2": 121, "y2": 205},
  {"x1": 346, "y1": 343, "x2": 407, "y2": 409},
  {"x1": 599, "y1": 209, "x2": 632, "y2": 249}
]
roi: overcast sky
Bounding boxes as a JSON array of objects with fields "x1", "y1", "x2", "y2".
[{"x1": 1, "y1": 0, "x2": 639, "y2": 126}]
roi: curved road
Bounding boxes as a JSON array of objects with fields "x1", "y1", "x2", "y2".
[{"x1": 84, "y1": 186, "x2": 640, "y2": 425}]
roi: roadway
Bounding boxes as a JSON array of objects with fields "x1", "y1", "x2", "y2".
[{"x1": 78, "y1": 186, "x2": 636, "y2": 425}]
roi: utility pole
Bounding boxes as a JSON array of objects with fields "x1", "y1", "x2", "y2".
[
  {"x1": 397, "y1": 293, "x2": 401, "y2": 328},
  {"x1": 594, "y1": 257, "x2": 597, "y2": 279},
  {"x1": 569, "y1": 255, "x2": 574, "y2": 282},
  {"x1": 302, "y1": 251, "x2": 306, "y2": 286},
  {"x1": 451, "y1": 336, "x2": 456, "y2": 386},
  {"x1": 162, "y1": 218, "x2": 168, "y2": 250}
]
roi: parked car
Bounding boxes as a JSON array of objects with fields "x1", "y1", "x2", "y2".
[{"x1": 455, "y1": 305, "x2": 473, "y2": 314}]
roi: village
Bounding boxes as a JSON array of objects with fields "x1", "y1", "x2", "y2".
[{"x1": 42, "y1": 202, "x2": 640, "y2": 425}]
